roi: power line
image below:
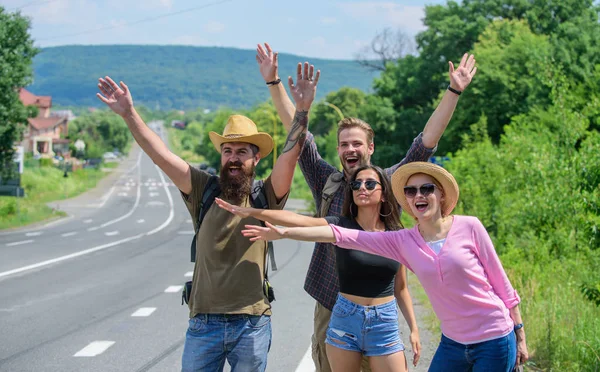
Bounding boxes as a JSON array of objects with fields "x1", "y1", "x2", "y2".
[
  {"x1": 36, "y1": 0, "x2": 233, "y2": 42},
  {"x1": 7, "y1": 0, "x2": 60, "y2": 11}
]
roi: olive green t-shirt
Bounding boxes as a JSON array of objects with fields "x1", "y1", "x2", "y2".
[{"x1": 181, "y1": 166, "x2": 288, "y2": 317}]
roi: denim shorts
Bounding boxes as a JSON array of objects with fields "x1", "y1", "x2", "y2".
[{"x1": 325, "y1": 294, "x2": 405, "y2": 357}]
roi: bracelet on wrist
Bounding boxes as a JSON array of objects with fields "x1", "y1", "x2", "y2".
[
  {"x1": 514, "y1": 323, "x2": 524, "y2": 331},
  {"x1": 266, "y1": 78, "x2": 281, "y2": 86},
  {"x1": 447, "y1": 85, "x2": 462, "y2": 95}
]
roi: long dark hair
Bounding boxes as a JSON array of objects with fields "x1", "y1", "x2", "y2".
[{"x1": 342, "y1": 165, "x2": 403, "y2": 231}]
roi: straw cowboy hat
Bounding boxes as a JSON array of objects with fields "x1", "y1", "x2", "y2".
[
  {"x1": 391, "y1": 162, "x2": 460, "y2": 218},
  {"x1": 208, "y1": 115, "x2": 273, "y2": 157}
]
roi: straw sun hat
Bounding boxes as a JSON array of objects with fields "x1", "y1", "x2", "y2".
[
  {"x1": 391, "y1": 162, "x2": 460, "y2": 218},
  {"x1": 208, "y1": 115, "x2": 273, "y2": 157}
]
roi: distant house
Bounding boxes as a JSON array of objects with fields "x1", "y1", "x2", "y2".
[{"x1": 19, "y1": 88, "x2": 70, "y2": 157}]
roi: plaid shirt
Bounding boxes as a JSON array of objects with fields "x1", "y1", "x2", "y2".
[{"x1": 299, "y1": 131, "x2": 436, "y2": 310}]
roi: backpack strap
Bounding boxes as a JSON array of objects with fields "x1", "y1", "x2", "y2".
[
  {"x1": 319, "y1": 171, "x2": 344, "y2": 217},
  {"x1": 190, "y1": 175, "x2": 220, "y2": 262},
  {"x1": 250, "y1": 180, "x2": 277, "y2": 272}
]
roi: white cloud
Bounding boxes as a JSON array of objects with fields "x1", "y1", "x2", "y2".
[
  {"x1": 320, "y1": 16, "x2": 338, "y2": 25},
  {"x1": 337, "y1": 2, "x2": 425, "y2": 34},
  {"x1": 202, "y1": 21, "x2": 225, "y2": 33}
]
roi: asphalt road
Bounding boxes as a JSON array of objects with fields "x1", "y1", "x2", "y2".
[{"x1": 0, "y1": 121, "x2": 435, "y2": 372}]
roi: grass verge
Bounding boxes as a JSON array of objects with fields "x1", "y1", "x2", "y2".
[{"x1": 0, "y1": 166, "x2": 110, "y2": 230}]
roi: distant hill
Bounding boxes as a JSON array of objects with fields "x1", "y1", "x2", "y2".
[{"x1": 29, "y1": 45, "x2": 379, "y2": 110}]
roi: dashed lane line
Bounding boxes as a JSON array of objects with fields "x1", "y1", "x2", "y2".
[
  {"x1": 61, "y1": 232, "x2": 78, "y2": 237},
  {"x1": 131, "y1": 307, "x2": 157, "y2": 317},
  {"x1": 6, "y1": 240, "x2": 34, "y2": 247},
  {"x1": 73, "y1": 341, "x2": 115, "y2": 357},
  {"x1": 164, "y1": 286, "x2": 183, "y2": 293}
]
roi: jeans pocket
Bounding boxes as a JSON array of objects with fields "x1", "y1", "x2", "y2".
[
  {"x1": 378, "y1": 307, "x2": 399, "y2": 323},
  {"x1": 187, "y1": 316, "x2": 206, "y2": 334},
  {"x1": 247, "y1": 315, "x2": 271, "y2": 329},
  {"x1": 332, "y1": 303, "x2": 353, "y2": 318}
]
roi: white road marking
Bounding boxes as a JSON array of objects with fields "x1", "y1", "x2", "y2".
[
  {"x1": 123, "y1": 186, "x2": 131, "y2": 191},
  {"x1": 131, "y1": 307, "x2": 156, "y2": 317},
  {"x1": 137, "y1": 219, "x2": 145, "y2": 223},
  {"x1": 164, "y1": 286, "x2": 183, "y2": 293},
  {"x1": 104, "y1": 231, "x2": 119, "y2": 236},
  {"x1": 149, "y1": 192, "x2": 159, "y2": 197},
  {"x1": 83, "y1": 219, "x2": 93, "y2": 224},
  {"x1": 61, "y1": 232, "x2": 77, "y2": 237},
  {"x1": 6, "y1": 240, "x2": 34, "y2": 247},
  {"x1": 73, "y1": 341, "x2": 115, "y2": 357},
  {"x1": 25, "y1": 232, "x2": 42, "y2": 237},
  {"x1": 146, "y1": 201, "x2": 165, "y2": 207},
  {"x1": 148, "y1": 186, "x2": 157, "y2": 191},
  {"x1": 177, "y1": 231, "x2": 194, "y2": 235},
  {"x1": 146, "y1": 165, "x2": 175, "y2": 236},
  {"x1": 87, "y1": 227, "x2": 100, "y2": 232},
  {"x1": 118, "y1": 192, "x2": 128, "y2": 197},
  {"x1": 186, "y1": 219, "x2": 192, "y2": 223},
  {"x1": 184, "y1": 272, "x2": 193, "y2": 277},
  {"x1": 295, "y1": 346, "x2": 315, "y2": 372},
  {"x1": 151, "y1": 182, "x2": 156, "y2": 187},
  {"x1": 0, "y1": 155, "x2": 176, "y2": 280},
  {"x1": 0, "y1": 234, "x2": 143, "y2": 279}
]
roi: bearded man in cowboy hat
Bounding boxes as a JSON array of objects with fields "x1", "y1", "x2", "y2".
[{"x1": 96, "y1": 62, "x2": 320, "y2": 372}]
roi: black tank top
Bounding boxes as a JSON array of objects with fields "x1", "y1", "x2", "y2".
[{"x1": 325, "y1": 216, "x2": 400, "y2": 298}]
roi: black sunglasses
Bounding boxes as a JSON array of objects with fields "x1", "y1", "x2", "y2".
[
  {"x1": 349, "y1": 180, "x2": 381, "y2": 191},
  {"x1": 403, "y1": 183, "x2": 436, "y2": 198}
]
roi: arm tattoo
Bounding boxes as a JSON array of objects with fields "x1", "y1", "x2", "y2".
[{"x1": 282, "y1": 110, "x2": 308, "y2": 154}]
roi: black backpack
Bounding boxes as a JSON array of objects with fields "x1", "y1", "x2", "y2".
[{"x1": 182, "y1": 175, "x2": 277, "y2": 305}]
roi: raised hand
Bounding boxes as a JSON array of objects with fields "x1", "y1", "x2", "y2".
[
  {"x1": 96, "y1": 76, "x2": 134, "y2": 117},
  {"x1": 449, "y1": 53, "x2": 477, "y2": 92},
  {"x1": 242, "y1": 222, "x2": 285, "y2": 242},
  {"x1": 288, "y1": 62, "x2": 320, "y2": 112},
  {"x1": 215, "y1": 198, "x2": 251, "y2": 218},
  {"x1": 256, "y1": 43, "x2": 278, "y2": 83}
]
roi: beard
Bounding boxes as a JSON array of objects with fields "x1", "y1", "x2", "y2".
[
  {"x1": 219, "y1": 160, "x2": 255, "y2": 204},
  {"x1": 340, "y1": 153, "x2": 369, "y2": 177}
]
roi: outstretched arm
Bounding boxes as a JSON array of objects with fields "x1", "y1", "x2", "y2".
[
  {"x1": 394, "y1": 266, "x2": 421, "y2": 367},
  {"x1": 96, "y1": 77, "x2": 192, "y2": 194},
  {"x1": 242, "y1": 222, "x2": 336, "y2": 243},
  {"x1": 269, "y1": 61, "x2": 320, "y2": 199},
  {"x1": 256, "y1": 43, "x2": 296, "y2": 131},
  {"x1": 215, "y1": 198, "x2": 327, "y2": 227},
  {"x1": 421, "y1": 53, "x2": 477, "y2": 148}
]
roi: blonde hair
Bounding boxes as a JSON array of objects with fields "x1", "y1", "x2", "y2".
[{"x1": 337, "y1": 117, "x2": 374, "y2": 145}]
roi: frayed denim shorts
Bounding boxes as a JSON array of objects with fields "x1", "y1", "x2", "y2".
[{"x1": 325, "y1": 293, "x2": 405, "y2": 357}]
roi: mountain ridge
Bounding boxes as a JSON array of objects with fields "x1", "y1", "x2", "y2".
[{"x1": 30, "y1": 45, "x2": 379, "y2": 110}]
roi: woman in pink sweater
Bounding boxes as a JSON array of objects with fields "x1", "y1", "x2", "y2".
[{"x1": 242, "y1": 162, "x2": 529, "y2": 371}]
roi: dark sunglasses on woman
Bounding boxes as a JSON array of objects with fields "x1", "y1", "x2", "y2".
[
  {"x1": 349, "y1": 180, "x2": 381, "y2": 191},
  {"x1": 403, "y1": 183, "x2": 436, "y2": 198}
]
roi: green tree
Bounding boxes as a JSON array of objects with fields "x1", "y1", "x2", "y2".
[{"x1": 0, "y1": 8, "x2": 37, "y2": 179}]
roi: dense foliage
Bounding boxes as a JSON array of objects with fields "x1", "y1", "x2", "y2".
[
  {"x1": 29, "y1": 45, "x2": 379, "y2": 111},
  {"x1": 67, "y1": 110, "x2": 132, "y2": 158},
  {"x1": 0, "y1": 8, "x2": 37, "y2": 179}
]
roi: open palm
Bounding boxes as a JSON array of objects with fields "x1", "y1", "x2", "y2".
[
  {"x1": 449, "y1": 53, "x2": 477, "y2": 92},
  {"x1": 96, "y1": 76, "x2": 134, "y2": 117},
  {"x1": 256, "y1": 43, "x2": 278, "y2": 82},
  {"x1": 288, "y1": 62, "x2": 320, "y2": 111},
  {"x1": 242, "y1": 222, "x2": 285, "y2": 242},
  {"x1": 215, "y1": 198, "x2": 251, "y2": 218}
]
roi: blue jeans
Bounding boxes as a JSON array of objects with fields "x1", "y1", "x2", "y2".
[
  {"x1": 429, "y1": 331, "x2": 517, "y2": 372},
  {"x1": 325, "y1": 294, "x2": 405, "y2": 357},
  {"x1": 181, "y1": 313, "x2": 272, "y2": 372}
]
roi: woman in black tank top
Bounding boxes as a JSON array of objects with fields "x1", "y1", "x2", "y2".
[{"x1": 216, "y1": 165, "x2": 420, "y2": 372}]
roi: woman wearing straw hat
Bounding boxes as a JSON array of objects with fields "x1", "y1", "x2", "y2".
[
  {"x1": 241, "y1": 162, "x2": 529, "y2": 371},
  {"x1": 215, "y1": 165, "x2": 421, "y2": 372}
]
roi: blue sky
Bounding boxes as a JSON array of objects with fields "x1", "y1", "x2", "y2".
[{"x1": 1, "y1": 0, "x2": 447, "y2": 59}]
